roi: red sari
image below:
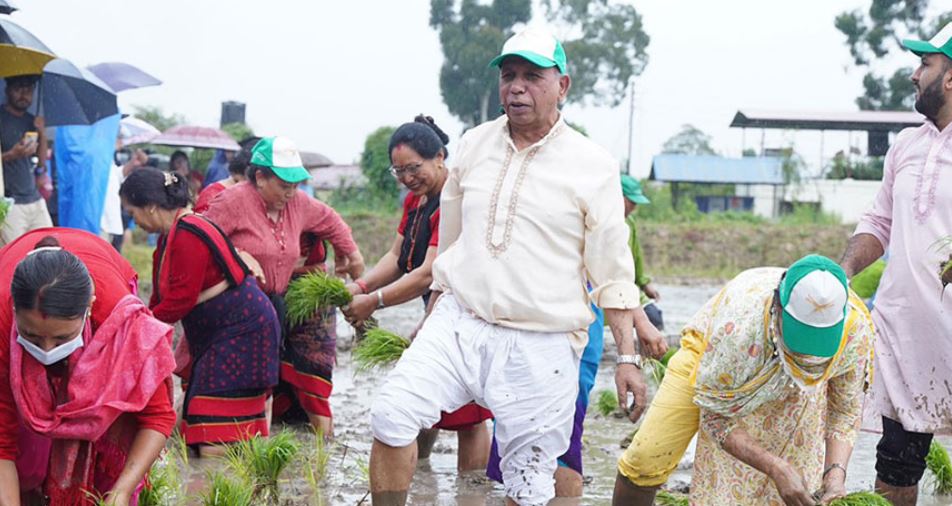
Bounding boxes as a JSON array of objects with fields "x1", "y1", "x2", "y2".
[{"x1": 0, "y1": 228, "x2": 176, "y2": 504}]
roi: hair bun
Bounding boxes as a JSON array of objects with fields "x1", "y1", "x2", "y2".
[
  {"x1": 33, "y1": 236, "x2": 62, "y2": 249},
  {"x1": 414, "y1": 113, "x2": 450, "y2": 146}
]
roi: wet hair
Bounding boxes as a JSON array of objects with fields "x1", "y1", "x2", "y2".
[
  {"x1": 169, "y1": 150, "x2": 191, "y2": 171},
  {"x1": 11, "y1": 236, "x2": 93, "y2": 319},
  {"x1": 5, "y1": 74, "x2": 40, "y2": 89},
  {"x1": 388, "y1": 114, "x2": 450, "y2": 163},
  {"x1": 119, "y1": 167, "x2": 192, "y2": 210},
  {"x1": 229, "y1": 145, "x2": 253, "y2": 177}
]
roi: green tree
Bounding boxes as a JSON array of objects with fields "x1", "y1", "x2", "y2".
[
  {"x1": 222, "y1": 122, "x2": 255, "y2": 142},
  {"x1": 430, "y1": 0, "x2": 650, "y2": 128},
  {"x1": 835, "y1": 1, "x2": 952, "y2": 110},
  {"x1": 661, "y1": 124, "x2": 716, "y2": 155},
  {"x1": 360, "y1": 126, "x2": 398, "y2": 197}
]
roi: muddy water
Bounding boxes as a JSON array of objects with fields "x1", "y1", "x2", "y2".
[{"x1": 181, "y1": 283, "x2": 952, "y2": 505}]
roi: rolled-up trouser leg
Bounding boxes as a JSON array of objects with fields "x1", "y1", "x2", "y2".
[
  {"x1": 485, "y1": 330, "x2": 579, "y2": 506},
  {"x1": 617, "y1": 346, "x2": 700, "y2": 487}
]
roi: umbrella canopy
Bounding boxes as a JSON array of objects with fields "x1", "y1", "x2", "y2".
[
  {"x1": 300, "y1": 150, "x2": 334, "y2": 169},
  {"x1": 40, "y1": 58, "x2": 117, "y2": 126},
  {"x1": 0, "y1": 1, "x2": 18, "y2": 15},
  {"x1": 119, "y1": 116, "x2": 160, "y2": 146},
  {"x1": 87, "y1": 62, "x2": 161, "y2": 92},
  {"x1": 151, "y1": 125, "x2": 241, "y2": 151},
  {"x1": 0, "y1": 58, "x2": 118, "y2": 126},
  {"x1": 0, "y1": 18, "x2": 55, "y2": 77}
]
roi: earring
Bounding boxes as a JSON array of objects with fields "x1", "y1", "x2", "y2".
[{"x1": 149, "y1": 207, "x2": 156, "y2": 215}]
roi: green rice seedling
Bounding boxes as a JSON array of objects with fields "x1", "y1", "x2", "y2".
[
  {"x1": 285, "y1": 272, "x2": 353, "y2": 326},
  {"x1": 352, "y1": 327, "x2": 410, "y2": 372},
  {"x1": 659, "y1": 346, "x2": 678, "y2": 367},
  {"x1": 827, "y1": 491, "x2": 892, "y2": 505},
  {"x1": 224, "y1": 431, "x2": 300, "y2": 503},
  {"x1": 0, "y1": 198, "x2": 12, "y2": 227},
  {"x1": 930, "y1": 237, "x2": 952, "y2": 288},
  {"x1": 644, "y1": 357, "x2": 666, "y2": 387},
  {"x1": 138, "y1": 457, "x2": 181, "y2": 506},
  {"x1": 926, "y1": 439, "x2": 952, "y2": 495},
  {"x1": 201, "y1": 471, "x2": 254, "y2": 506},
  {"x1": 595, "y1": 389, "x2": 618, "y2": 417},
  {"x1": 303, "y1": 429, "x2": 331, "y2": 502},
  {"x1": 655, "y1": 490, "x2": 689, "y2": 506}
]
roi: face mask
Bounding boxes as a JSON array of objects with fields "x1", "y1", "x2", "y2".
[{"x1": 16, "y1": 312, "x2": 87, "y2": 366}]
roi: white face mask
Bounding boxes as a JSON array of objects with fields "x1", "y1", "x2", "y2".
[{"x1": 16, "y1": 312, "x2": 87, "y2": 366}]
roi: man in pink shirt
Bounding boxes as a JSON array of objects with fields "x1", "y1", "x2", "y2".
[{"x1": 840, "y1": 22, "x2": 952, "y2": 506}]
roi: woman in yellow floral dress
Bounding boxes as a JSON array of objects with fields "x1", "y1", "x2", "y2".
[{"x1": 614, "y1": 255, "x2": 875, "y2": 506}]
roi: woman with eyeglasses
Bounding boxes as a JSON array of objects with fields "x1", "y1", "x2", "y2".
[
  {"x1": 0, "y1": 229, "x2": 175, "y2": 506},
  {"x1": 342, "y1": 115, "x2": 492, "y2": 471}
]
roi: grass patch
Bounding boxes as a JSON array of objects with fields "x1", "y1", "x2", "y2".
[
  {"x1": 224, "y1": 431, "x2": 300, "y2": 503},
  {"x1": 352, "y1": 327, "x2": 409, "y2": 372},
  {"x1": 0, "y1": 198, "x2": 11, "y2": 227},
  {"x1": 926, "y1": 439, "x2": 952, "y2": 495},
  {"x1": 138, "y1": 456, "x2": 183, "y2": 506},
  {"x1": 285, "y1": 272, "x2": 353, "y2": 327}
]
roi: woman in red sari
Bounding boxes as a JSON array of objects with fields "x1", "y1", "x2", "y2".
[
  {"x1": 0, "y1": 228, "x2": 175, "y2": 506},
  {"x1": 341, "y1": 116, "x2": 491, "y2": 471},
  {"x1": 120, "y1": 168, "x2": 281, "y2": 458}
]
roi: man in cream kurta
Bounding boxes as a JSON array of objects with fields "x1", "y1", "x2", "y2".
[{"x1": 369, "y1": 28, "x2": 665, "y2": 506}]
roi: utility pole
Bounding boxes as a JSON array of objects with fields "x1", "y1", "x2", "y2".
[{"x1": 626, "y1": 78, "x2": 635, "y2": 173}]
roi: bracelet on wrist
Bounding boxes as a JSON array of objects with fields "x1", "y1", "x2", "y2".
[
  {"x1": 822, "y1": 463, "x2": 846, "y2": 480},
  {"x1": 355, "y1": 279, "x2": 369, "y2": 294},
  {"x1": 616, "y1": 354, "x2": 643, "y2": 369},
  {"x1": 375, "y1": 290, "x2": 385, "y2": 309}
]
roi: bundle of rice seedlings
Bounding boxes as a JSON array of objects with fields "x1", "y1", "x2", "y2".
[
  {"x1": 138, "y1": 457, "x2": 182, "y2": 506},
  {"x1": 0, "y1": 198, "x2": 11, "y2": 227},
  {"x1": 930, "y1": 237, "x2": 952, "y2": 288},
  {"x1": 644, "y1": 357, "x2": 666, "y2": 387},
  {"x1": 224, "y1": 431, "x2": 300, "y2": 503},
  {"x1": 660, "y1": 346, "x2": 678, "y2": 367},
  {"x1": 926, "y1": 439, "x2": 952, "y2": 495},
  {"x1": 595, "y1": 389, "x2": 618, "y2": 417},
  {"x1": 285, "y1": 272, "x2": 353, "y2": 327},
  {"x1": 201, "y1": 471, "x2": 254, "y2": 506},
  {"x1": 827, "y1": 491, "x2": 892, "y2": 505},
  {"x1": 655, "y1": 490, "x2": 689, "y2": 506},
  {"x1": 352, "y1": 327, "x2": 409, "y2": 372}
]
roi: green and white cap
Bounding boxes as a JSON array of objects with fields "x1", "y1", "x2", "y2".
[
  {"x1": 902, "y1": 22, "x2": 952, "y2": 59},
  {"x1": 778, "y1": 255, "x2": 849, "y2": 358},
  {"x1": 250, "y1": 136, "x2": 311, "y2": 183},
  {"x1": 489, "y1": 27, "x2": 567, "y2": 74}
]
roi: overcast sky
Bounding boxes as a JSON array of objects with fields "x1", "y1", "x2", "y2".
[{"x1": 9, "y1": 0, "x2": 947, "y2": 177}]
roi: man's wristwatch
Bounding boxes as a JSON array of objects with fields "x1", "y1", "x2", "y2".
[{"x1": 616, "y1": 354, "x2": 643, "y2": 369}]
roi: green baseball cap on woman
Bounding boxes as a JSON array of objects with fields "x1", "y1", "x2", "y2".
[
  {"x1": 251, "y1": 136, "x2": 311, "y2": 184},
  {"x1": 778, "y1": 255, "x2": 849, "y2": 358}
]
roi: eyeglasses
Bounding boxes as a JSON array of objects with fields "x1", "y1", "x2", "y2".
[{"x1": 389, "y1": 162, "x2": 423, "y2": 179}]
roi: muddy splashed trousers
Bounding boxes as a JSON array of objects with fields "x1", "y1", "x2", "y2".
[{"x1": 371, "y1": 294, "x2": 580, "y2": 506}]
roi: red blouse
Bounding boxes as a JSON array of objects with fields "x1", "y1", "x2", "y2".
[
  {"x1": 203, "y1": 183, "x2": 358, "y2": 294},
  {"x1": 149, "y1": 226, "x2": 226, "y2": 323},
  {"x1": 398, "y1": 193, "x2": 440, "y2": 248},
  {"x1": 193, "y1": 181, "x2": 226, "y2": 214},
  {"x1": 0, "y1": 228, "x2": 175, "y2": 460}
]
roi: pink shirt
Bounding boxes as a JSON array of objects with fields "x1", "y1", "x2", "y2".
[
  {"x1": 203, "y1": 182, "x2": 357, "y2": 294},
  {"x1": 854, "y1": 121, "x2": 952, "y2": 434}
]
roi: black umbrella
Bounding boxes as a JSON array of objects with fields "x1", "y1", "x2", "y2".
[{"x1": 0, "y1": 1, "x2": 18, "y2": 15}]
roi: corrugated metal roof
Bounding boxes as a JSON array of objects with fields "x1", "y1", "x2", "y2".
[
  {"x1": 649, "y1": 154, "x2": 785, "y2": 185},
  {"x1": 730, "y1": 109, "x2": 923, "y2": 131}
]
